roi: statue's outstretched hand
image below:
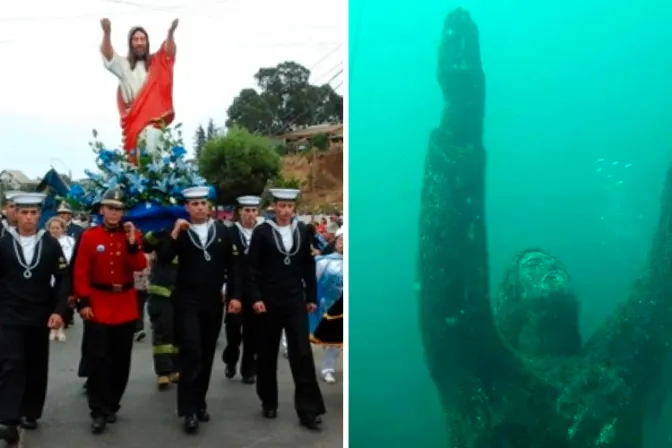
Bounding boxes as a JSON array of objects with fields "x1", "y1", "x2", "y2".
[
  {"x1": 101, "y1": 18, "x2": 111, "y2": 33},
  {"x1": 170, "y1": 18, "x2": 179, "y2": 32}
]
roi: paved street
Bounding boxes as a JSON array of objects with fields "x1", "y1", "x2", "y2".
[{"x1": 14, "y1": 320, "x2": 343, "y2": 448}]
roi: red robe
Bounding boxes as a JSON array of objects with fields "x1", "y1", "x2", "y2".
[
  {"x1": 73, "y1": 226, "x2": 147, "y2": 325},
  {"x1": 117, "y1": 44, "x2": 175, "y2": 164}
]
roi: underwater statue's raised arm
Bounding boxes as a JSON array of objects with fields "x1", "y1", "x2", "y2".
[{"x1": 418, "y1": 8, "x2": 531, "y2": 445}]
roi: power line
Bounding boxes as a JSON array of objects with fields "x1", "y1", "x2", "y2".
[
  {"x1": 313, "y1": 62, "x2": 342, "y2": 82},
  {"x1": 307, "y1": 42, "x2": 343, "y2": 70},
  {"x1": 0, "y1": 0, "x2": 343, "y2": 25}
]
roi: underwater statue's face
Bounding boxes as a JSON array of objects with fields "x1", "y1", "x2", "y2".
[{"x1": 516, "y1": 250, "x2": 571, "y2": 301}]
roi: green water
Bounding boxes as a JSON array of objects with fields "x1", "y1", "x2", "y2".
[{"x1": 349, "y1": 1, "x2": 672, "y2": 446}]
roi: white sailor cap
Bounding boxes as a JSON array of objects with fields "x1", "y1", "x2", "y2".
[
  {"x1": 13, "y1": 192, "x2": 47, "y2": 208},
  {"x1": 4, "y1": 191, "x2": 23, "y2": 202},
  {"x1": 182, "y1": 186, "x2": 210, "y2": 201},
  {"x1": 269, "y1": 188, "x2": 300, "y2": 202},
  {"x1": 237, "y1": 195, "x2": 262, "y2": 207}
]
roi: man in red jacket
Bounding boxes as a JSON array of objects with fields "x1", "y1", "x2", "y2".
[{"x1": 72, "y1": 188, "x2": 147, "y2": 434}]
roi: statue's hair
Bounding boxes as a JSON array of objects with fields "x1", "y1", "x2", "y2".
[{"x1": 127, "y1": 26, "x2": 150, "y2": 71}]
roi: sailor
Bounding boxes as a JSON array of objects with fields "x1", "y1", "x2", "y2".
[
  {"x1": 157, "y1": 186, "x2": 242, "y2": 434},
  {"x1": 222, "y1": 195, "x2": 261, "y2": 384},
  {"x1": 0, "y1": 192, "x2": 70, "y2": 444},
  {"x1": 142, "y1": 229, "x2": 180, "y2": 389},
  {"x1": 71, "y1": 188, "x2": 147, "y2": 434},
  {"x1": 56, "y1": 201, "x2": 84, "y2": 240},
  {"x1": 0, "y1": 191, "x2": 21, "y2": 237},
  {"x1": 247, "y1": 188, "x2": 326, "y2": 430}
]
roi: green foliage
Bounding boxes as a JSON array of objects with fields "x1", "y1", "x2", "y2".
[
  {"x1": 193, "y1": 119, "x2": 220, "y2": 160},
  {"x1": 312, "y1": 133, "x2": 330, "y2": 151},
  {"x1": 272, "y1": 175, "x2": 301, "y2": 189},
  {"x1": 198, "y1": 127, "x2": 280, "y2": 204},
  {"x1": 193, "y1": 125, "x2": 206, "y2": 159},
  {"x1": 274, "y1": 144, "x2": 288, "y2": 156},
  {"x1": 226, "y1": 61, "x2": 343, "y2": 135}
]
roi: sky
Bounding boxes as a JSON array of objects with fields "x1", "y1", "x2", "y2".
[{"x1": 0, "y1": 0, "x2": 345, "y2": 179}]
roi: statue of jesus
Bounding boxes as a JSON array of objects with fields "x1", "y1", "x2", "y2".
[{"x1": 100, "y1": 18, "x2": 178, "y2": 164}]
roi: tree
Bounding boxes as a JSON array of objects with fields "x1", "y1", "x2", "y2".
[
  {"x1": 226, "y1": 61, "x2": 343, "y2": 135},
  {"x1": 198, "y1": 127, "x2": 280, "y2": 205},
  {"x1": 206, "y1": 119, "x2": 217, "y2": 140},
  {"x1": 193, "y1": 125, "x2": 206, "y2": 159}
]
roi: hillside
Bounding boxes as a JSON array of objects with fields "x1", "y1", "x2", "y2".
[{"x1": 280, "y1": 148, "x2": 343, "y2": 212}]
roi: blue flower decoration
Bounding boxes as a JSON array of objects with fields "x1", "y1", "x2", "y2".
[{"x1": 66, "y1": 125, "x2": 214, "y2": 211}]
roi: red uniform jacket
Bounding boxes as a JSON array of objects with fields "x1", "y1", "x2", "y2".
[{"x1": 73, "y1": 226, "x2": 147, "y2": 325}]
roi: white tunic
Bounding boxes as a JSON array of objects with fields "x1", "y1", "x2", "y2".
[
  {"x1": 103, "y1": 52, "x2": 163, "y2": 157},
  {"x1": 191, "y1": 222, "x2": 210, "y2": 246},
  {"x1": 277, "y1": 225, "x2": 294, "y2": 252},
  {"x1": 18, "y1": 235, "x2": 37, "y2": 264}
]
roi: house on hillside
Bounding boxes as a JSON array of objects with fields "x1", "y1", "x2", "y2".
[
  {"x1": 276, "y1": 124, "x2": 344, "y2": 151},
  {"x1": 0, "y1": 169, "x2": 39, "y2": 190}
]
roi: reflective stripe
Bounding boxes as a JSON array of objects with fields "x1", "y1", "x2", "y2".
[
  {"x1": 153, "y1": 344, "x2": 178, "y2": 355},
  {"x1": 148, "y1": 284, "x2": 172, "y2": 297},
  {"x1": 145, "y1": 231, "x2": 160, "y2": 246}
]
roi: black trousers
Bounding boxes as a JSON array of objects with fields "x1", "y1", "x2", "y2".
[
  {"x1": 136, "y1": 290, "x2": 148, "y2": 332},
  {"x1": 148, "y1": 294, "x2": 178, "y2": 376},
  {"x1": 0, "y1": 324, "x2": 49, "y2": 424},
  {"x1": 78, "y1": 320, "x2": 92, "y2": 378},
  {"x1": 63, "y1": 306, "x2": 75, "y2": 328},
  {"x1": 86, "y1": 321, "x2": 136, "y2": 418},
  {"x1": 175, "y1": 300, "x2": 223, "y2": 416},
  {"x1": 222, "y1": 306, "x2": 257, "y2": 377},
  {"x1": 256, "y1": 300, "x2": 326, "y2": 417}
]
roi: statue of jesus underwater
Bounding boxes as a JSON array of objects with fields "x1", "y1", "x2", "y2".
[{"x1": 100, "y1": 18, "x2": 179, "y2": 164}]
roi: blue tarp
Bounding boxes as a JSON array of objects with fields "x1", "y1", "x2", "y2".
[
  {"x1": 118, "y1": 203, "x2": 188, "y2": 233},
  {"x1": 36, "y1": 168, "x2": 70, "y2": 227}
]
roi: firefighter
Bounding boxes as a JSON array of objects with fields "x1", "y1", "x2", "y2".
[{"x1": 142, "y1": 230, "x2": 179, "y2": 389}]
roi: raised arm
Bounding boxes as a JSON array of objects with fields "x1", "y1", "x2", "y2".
[
  {"x1": 164, "y1": 19, "x2": 178, "y2": 58},
  {"x1": 100, "y1": 18, "x2": 114, "y2": 61},
  {"x1": 100, "y1": 18, "x2": 126, "y2": 79}
]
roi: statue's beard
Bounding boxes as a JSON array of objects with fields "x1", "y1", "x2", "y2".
[{"x1": 133, "y1": 49, "x2": 147, "y2": 59}]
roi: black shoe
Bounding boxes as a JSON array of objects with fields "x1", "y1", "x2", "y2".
[
  {"x1": 183, "y1": 415, "x2": 199, "y2": 434},
  {"x1": 105, "y1": 414, "x2": 117, "y2": 424},
  {"x1": 196, "y1": 409, "x2": 210, "y2": 422},
  {"x1": 225, "y1": 364, "x2": 236, "y2": 379},
  {"x1": 20, "y1": 417, "x2": 37, "y2": 430},
  {"x1": 299, "y1": 414, "x2": 323, "y2": 431},
  {"x1": 262, "y1": 408, "x2": 277, "y2": 419},
  {"x1": 242, "y1": 375, "x2": 256, "y2": 384},
  {"x1": 0, "y1": 424, "x2": 19, "y2": 444},
  {"x1": 90, "y1": 416, "x2": 106, "y2": 434}
]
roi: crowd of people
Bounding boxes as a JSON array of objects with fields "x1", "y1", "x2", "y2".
[{"x1": 0, "y1": 186, "x2": 344, "y2": 444}]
